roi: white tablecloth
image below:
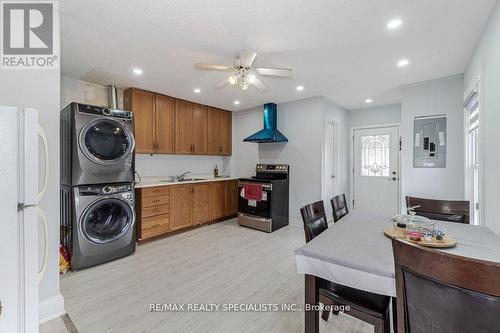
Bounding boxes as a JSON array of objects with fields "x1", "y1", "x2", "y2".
[{"x1": 294, "y1": 209, "x2": 500, "y2": 297}]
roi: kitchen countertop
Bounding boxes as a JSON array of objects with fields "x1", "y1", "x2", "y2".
[{"x1": 135, "y1": 175, "x2": 238, "y2": 188}]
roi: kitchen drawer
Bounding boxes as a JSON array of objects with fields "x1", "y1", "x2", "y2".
[
  {"x1": 141, "y1": 204, "x2": 169, "y2": 218},
  {"x1": 141, "y1": 214, "x2": 170, "y2": 239},
  {"x1": 141, "y1": 186, "x2": 170, "y2": 198},
  {"x1": 141, "y1": 195, "x2": 170, "y2": 208}
]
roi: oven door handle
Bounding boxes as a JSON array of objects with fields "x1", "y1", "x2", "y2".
[{"x1": 238, "y1": 182, "x2": 272, "y2": 190}]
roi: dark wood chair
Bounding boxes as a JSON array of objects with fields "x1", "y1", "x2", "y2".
[
  {"x1": 300, "y1": 201, "x2": 391, "y2": 332},
  {"x1": 392, "y1": 238, "x2": 500, "y2": 333},
  {"x1": 330, "y1": 194, "x2": 349, "y2": 222},
  {"x1": 405, "y1": 196, "x2": 470, "y2": 224}
]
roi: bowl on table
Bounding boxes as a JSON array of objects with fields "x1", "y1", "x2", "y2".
[{"x1": 392, "y1": 214, "x2": 436, "y2": 233}]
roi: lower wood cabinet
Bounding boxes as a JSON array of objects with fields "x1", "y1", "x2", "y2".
[
  {"x1": 192, "y1": 183, "x2": 211, "y2": 225},
  {"x1": 170, "y1": 185, "x2": 193, "y2": 231},
  {"x1": 210, "y1": 181, "x2": 226, "y2": 219},
  {"x1": 224, "y1": 180, "x2": 238, "y2": 216},
  {"x1": 136, "y1": 180, "x2": 238, "y2": 243}
]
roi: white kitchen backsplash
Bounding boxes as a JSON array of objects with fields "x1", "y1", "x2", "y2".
[{"x1": 135, "y1": 154, "x2": 228, "y2": 178}]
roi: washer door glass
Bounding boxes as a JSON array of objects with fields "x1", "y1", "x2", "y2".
[
  {"x1": 82, "y1": 120, "x2": 132, "y2": 164},
  {"x1": 81, "y1": 198, "x2": 133, "y2": 244}
]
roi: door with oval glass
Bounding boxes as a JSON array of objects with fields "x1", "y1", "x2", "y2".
[{"x1": 353, "y1": 126, "x2": 399, "y2": 213}]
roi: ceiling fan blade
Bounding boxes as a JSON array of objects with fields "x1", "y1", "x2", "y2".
[
  {"x1": 214, "y1": 76, "x2": 231, "y2": 89},
  {"x1": 251, "y1": 76, "x2": 269, "y2": 92},
  {"x1": 237, "y1": 49, "x2": 257, "y2": 67},
  {"x1": 194, "y1": 63, "x2": 233, "y2": 71},
  {"x1": 255, "y1": 67, "x2": 293, "y2": 77}
]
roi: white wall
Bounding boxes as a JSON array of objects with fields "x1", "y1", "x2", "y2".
[
  {"x1": 0, "y1": 62, "x2": 63, "y2": 320},
  {"x1": 400, "y1": 75, "x2": 465, "y2": 211},
  {"x1": 60, "y1": 76, "x2": 227, "y2": 178},
  {"x1": 231, "y1": 96, "x2": 348, "y2": 224},
  {"x1": 464, "y1": 1, "x2": 500, "y2": 234},
  {"x1": 347, "y1": 104, "x2": 401, "y2": 129}
]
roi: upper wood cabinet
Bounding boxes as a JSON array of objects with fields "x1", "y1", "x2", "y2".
[
  {"x1": 155, "y1": 94, "x2": 175, "y2": 154},
  {"x1": 220, "y1": 110, "x2": 232, "y2": 155},
  {"x1": 192, "y1": 104, "x2": 208, "y2": 154},
  {"x1": 124, "y1": 88, "x2": 155, "y2": 154},
  {"x1": 207, "y1": 107, "x2": 221, "y2": 154},
  {"x1": 174, "y1": 99, "x2": 193, "y2": 154},
  {"x1": 208, "y1": 107, "x2": 232, "y2": 155},
  {"x1": 125, "y1": 88, "x2": 231, "y2": 156}
]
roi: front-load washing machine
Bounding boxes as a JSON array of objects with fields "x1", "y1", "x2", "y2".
[
  {"x1": 61, "y1": 102, "x2": 135, "y2": 186},
  {"x1": 61, "y1": 183, "x2": 136, "y2": 270}
]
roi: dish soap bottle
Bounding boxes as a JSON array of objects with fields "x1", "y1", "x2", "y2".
[{"x1": 213, "y1": 164, "x2": 219, "y2": 178}]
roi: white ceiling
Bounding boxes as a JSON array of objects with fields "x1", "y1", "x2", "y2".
[{"x1": 60, "y1": 0, "x2": 495, "y2": 111}]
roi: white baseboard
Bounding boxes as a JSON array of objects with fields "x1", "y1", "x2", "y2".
[
  {"x1": 39, "y1": 293, "x2": 65, "y2": 324},
  {"x1": 289, "y1": 217, "x2": 302, "y2": 227}
]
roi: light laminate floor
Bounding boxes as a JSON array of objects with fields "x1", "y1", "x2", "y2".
[{"x1": 61, "y1": 219, "x2": 372, "y2": 333}]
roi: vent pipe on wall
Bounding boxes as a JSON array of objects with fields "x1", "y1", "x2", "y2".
[{"x1": 108, "y1": 84, "x2": 118, "y2": 109}]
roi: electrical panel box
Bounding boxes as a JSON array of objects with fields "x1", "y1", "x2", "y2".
[{"x1": 413, "y1": 115, "x2": 447, "y2": 168}]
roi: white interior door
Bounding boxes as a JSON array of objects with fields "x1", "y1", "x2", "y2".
[
  {"x1": 323, "y1": 117, "x2": 339, "y2": 218},
  {"x1": 353, "y1": 126, "x2": 399, "y2": 213}
]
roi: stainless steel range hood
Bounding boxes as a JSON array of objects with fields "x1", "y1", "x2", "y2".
[{"x1": 243, "y1": 103, "x2": 288, "y2": 143}]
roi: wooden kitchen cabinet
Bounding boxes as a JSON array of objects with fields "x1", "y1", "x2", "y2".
[
  {"x1": 210, "y1": 181, "x2": 226, "y2": 219},
  {"x1": 191, "y1": 183, "x2": 211, "y2": 224},
  {"x1": 126, "y1": 88, "x2": 232, "y2": 156},
  {"x1": 170, "y1": 185, "x2": 193, "y2": 231},
  {"x1": 174, "y1": 99, "x2": 193, "y2": 154},
  {"x1": 124, "y1": 88, "x2": 155, "y2": 154},
  {"x1": 155, "y1": 94, "x2": 175, "y2": 153},
  {"x1": 224, "y1": 179, "x2": 239, "y2": 216},
  {"x1": 124, "y1": 88, "x2": 175, "y2": 154},
  {"x1": 220, "y1": 110, "x2": 232, "y2": 155},
  {"x1": 207, "y1": 107, "x2": 221, "y2": 154},
  {"x1": 136, "y1": 186, "x2": 170, "y2": 241},
  {"x1": 136, "y1": 180, "x2": 238, "y2": 243},
  {"x1": 207, "y1": 107, "x2": 232, "y2": 155},
  {"x1": 192, "y1": 104, "x2": 208, "y2": 154}
]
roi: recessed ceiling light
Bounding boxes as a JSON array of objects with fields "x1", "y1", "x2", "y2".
[
  {"x1": 233, "y1": 100, "x2": 240, "y2": 105},
  {"x1": 365, "y1": 99, "x2": 373, "y2": 104},
  {"x1": 397, "y1": 59, "x2": 409, "y2": 67},
  {"x1": 387, "y1": 19, "x2": 402, "y2": 30},
  {"x1": 296, "y1": 85, "x2": 304, "y2": 91},
  {"x1": 193, "y1": 88, "x2": 201, "y2": 94},
  {"x1": 132, "y1": 68, "x2": 143, "y2": 75}
]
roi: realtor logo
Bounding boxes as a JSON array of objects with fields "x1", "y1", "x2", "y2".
[{"x1": 1, "y1": 1, "x2": 59, "y2": 69}]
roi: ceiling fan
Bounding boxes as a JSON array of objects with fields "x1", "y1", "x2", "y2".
[{"x1": 194, "y1": 49, "x2": 293, "y2": 92}]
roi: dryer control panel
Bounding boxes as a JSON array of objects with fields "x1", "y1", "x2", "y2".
[
  {"x1": 77, "y1": 103, "x2": 133, "y2": 120},
  {"x1": 78, "y1": 183, "x2": 133, "y2": 196}
]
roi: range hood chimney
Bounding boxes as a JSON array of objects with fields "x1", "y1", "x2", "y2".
[
  {"x1": 108, "y1": 84, "x2": 118, "y2": 109},
  {"x1": 243, "y1": 103, "x2": 288, "y2": 143}
]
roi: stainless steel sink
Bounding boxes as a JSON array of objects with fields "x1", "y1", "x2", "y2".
[{"x1": 159, "y1": 178, "x2": 206, "y2": 183}]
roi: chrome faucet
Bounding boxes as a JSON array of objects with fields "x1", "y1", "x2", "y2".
[{"x1": 170, "y1": 171, "x2": 191, "y2": 182}]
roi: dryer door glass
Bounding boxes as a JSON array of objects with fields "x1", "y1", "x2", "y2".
[
  {"x1": 83, "y1": 121, "x2": 132, "y2": 163},
  {"x1": 82, "y1": 198, "x2": 133, "y2": 244}
]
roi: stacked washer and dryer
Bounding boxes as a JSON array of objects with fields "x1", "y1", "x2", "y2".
[{"x1": 60, "y1": 89, "x2": 136, "y2": 270}]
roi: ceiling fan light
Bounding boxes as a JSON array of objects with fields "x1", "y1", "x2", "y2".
[
  {"x1": 248, "y1": 74, "x2": 256, "y2": 84},
  {"x1": 229, "y1": 75, "x2": 237, "y2": 85}
]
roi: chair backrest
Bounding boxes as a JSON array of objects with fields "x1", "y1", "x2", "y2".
[
  {"x1": 330, "y1": 194, "x2": 349, "y2": 222},
  {"x1": 300, "y1": 201, "x2": 328, "y2": 243},
  {"x1": 392, "y1": 238, "x2": 500, "y2": 333},
  {"x1": 405, "y1": 196, "x2": 470, "y2": 224}
]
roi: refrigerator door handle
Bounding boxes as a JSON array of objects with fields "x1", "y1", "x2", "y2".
[
  {"x1": 37, "y1": 207, "x2": 48, "y2": 283},
  {"x1": 38, "y1": 124, "x2": 49, "y2": 200}
]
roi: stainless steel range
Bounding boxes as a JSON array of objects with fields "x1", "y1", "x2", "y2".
[{"x1": 238, "y1": 164, "x2": 289, "y2": 232}]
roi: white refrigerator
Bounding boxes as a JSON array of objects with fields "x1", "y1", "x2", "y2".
[{"x1": 0, "y1": 106, "x2": 49, "y2": 333}]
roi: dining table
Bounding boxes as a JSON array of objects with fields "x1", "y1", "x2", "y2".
[{"x1": 294, "y1": 208, "x2": 500, "y2": 333}]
